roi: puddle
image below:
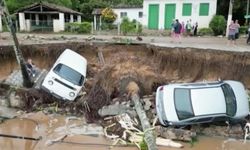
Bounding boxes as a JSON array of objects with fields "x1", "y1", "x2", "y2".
[{"x1": 0, "y1": 111, "x2": 249, "y2": 150}]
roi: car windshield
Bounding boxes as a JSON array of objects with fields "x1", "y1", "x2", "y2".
[
  {"x1": 53, "y1": 63, "x2": 84, "y2": 86},
  {"x1": 174, "y1": 89, "x2": 194, "y2": 120},
  {"x1": 221, "y1": 84, "x2": 237, "y2": 117}
]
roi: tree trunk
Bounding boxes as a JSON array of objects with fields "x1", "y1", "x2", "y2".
[
  {"x1": 1, "y1": 0, "x2": 33, "y2": 88},
  {"x1": 131, "y1": 94, "x2": 157, "y2": 150}
]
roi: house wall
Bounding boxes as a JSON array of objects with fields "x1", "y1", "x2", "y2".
[
  {"x1": 53, "y1": 13, "x2": 65, "y2": 32},
  {"x1": 143, "y1": 0, "x2": 217, "y2": 29},
  {"x1": 19, "y1": 13, "x2": 26, "y2": 31},
  {"x1": 113, "y1": 8, "x2": 143, "y2": 24}
]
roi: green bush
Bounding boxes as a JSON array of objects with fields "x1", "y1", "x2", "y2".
[
  {"x1": 65, "y1": 22, "x2": 91, "y2": 34},
  {"x1": 209, "y1": 15, "x2": 226, "y2": 35},
  {"x1": 79, "y1": 22, "x2": 91, "y2": 33},
  {"x1": 120, "y1": 17, "x2": 142, "y2": 35},
  {"x1": 198, "y1": 28, "x2": 214, "y2": 36},
  {"x1": 101, "y1": 23, "x2": 117, "y2": 30},
  {"x1": 239, "y1": 26, "x2": 248, "y2": 34}
]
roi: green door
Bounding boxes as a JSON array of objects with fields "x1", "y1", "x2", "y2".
[
  {"x1": 164, "y1": 4, "x2": 176, "y2": 29},
  {"x1": 148, "y1": 4, "x2": 159, "y2": 29}
]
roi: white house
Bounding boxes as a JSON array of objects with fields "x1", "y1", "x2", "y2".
[
  {"x1": 15, "y1": 2, "x2": 82, "y2": 32},
  {"x1": 112, "y1": 6, "x2": 143, "y2": 24},
  {"x1": 92, "y1": 6, "x2": 143, "y2": 31},
  {"x1": 142, "y1": 0, "x2": 217, "y2": 29}
]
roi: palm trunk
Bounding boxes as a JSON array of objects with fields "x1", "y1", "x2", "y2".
[
  {"x1": 1, "y1": 0, "x2": 32, "y2": 87},
  {"x1": 131, "y1": 94, "x2": 157, "y2": 150}
]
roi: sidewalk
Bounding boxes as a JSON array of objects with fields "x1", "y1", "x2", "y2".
[{"x1": 0, "y1": 32, "x2": 249, "y2": 52}]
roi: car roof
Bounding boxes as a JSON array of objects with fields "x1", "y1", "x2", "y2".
[
  {"x1": 163, "y1": 81, "x2": 227, "y2": 117},
  {"x1": 190, "y1": 87, "x2": 226, "y2": 116},
  {"x1": 56, "y1": 49, "x2": 87, "y2": 76}
]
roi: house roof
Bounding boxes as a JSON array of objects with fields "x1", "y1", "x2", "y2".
[
  {"x1": 16, "y1": 2, "x2": 82, "y2": 15},
  {"x1": 92, "y1": 8, "x2": 103, "y2": 15},
  {"x1": 112, "y1": 4, "x2": 143, "y2": 9}
]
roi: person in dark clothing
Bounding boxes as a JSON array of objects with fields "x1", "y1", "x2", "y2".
[
  {"x1": 26, "y1": 58, "x2": 36, "y2": 77},
  {"x1": 247, "y1": 24, "x2": 250, "y2": 44},
  {"x1": 173, "y1": 19, "x2": 182, "y2": 43},
  {"x1": 193, "y1": 22, "x2": 198, "y2": 36}
]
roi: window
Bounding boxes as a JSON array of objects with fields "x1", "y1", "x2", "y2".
[
  {"x1": 221, "y1": 84, "x2": 237, "y2": 117},
  {"x1": 199, "y1": 3, "x2": 209, "y2": 16},
  {"x1": 120, "y1": 12, "x2": 127, "y2": 18},
  {"x1": 174, "y1": 89, "x2": 194, "y2": 120},
  {"x1": 53, "y1": 63, "x2": 84, "y2": 86},
  {"x1": 139, "y1": 11, "x2": 143, "y2": 18},
  {"x1": 182, "y1": 3, "x2": 192, "y2": 16}
]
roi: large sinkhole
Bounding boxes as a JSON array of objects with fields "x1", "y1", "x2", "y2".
[{"x1": 1, "y1": 42, "x2": 250, "y2": 120}]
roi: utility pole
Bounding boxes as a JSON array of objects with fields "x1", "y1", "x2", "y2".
[
  {"x1": 0, "y1": 0, "x2": 33, "y2": 88},
  {"x1": 226, "y1": 0, "x2": 234, "y2": 37},
  {"x1": 247, "y1": 0, "x2": 250, "y2": 24}
]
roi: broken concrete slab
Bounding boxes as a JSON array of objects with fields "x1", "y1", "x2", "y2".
[
  {"x1": 98, "y1": 103, "x2": 136, "y2": 117},
  {"x1": 0, "y1": 106, "x2": 19, "y2": 119}
]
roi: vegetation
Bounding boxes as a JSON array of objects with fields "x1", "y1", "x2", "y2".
[
  {"x1": 65, "y1": 22, "x2": 91, "y2": 33},
  {"x1": 217, "y1": 0, "x2": 249, "y2": 25},
  {"x1": 209, "y1": 15, "x2": 226, "y2": 36},
  {"x1": 198, "y1": 28, "x2": 214, "y2": 36},
  {"x1": 239, "y1": 26, "x2": 248, "y2": 34},
  {"x1": 5, "y1": 0, "x2": 249, "y2": 25},
  {"x1": 101, "y1": 7, "x2": 117, "y2": 23},
  {"x1": 6, "y1": 0, "x2": 72, "y2": 14},
  {"x1": 120, "y1": 17, "x2": 142, "y2": 35}
]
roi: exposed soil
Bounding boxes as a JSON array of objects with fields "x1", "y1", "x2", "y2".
[
  {"x1": 1, "y1": 42, "x2": 250, "y2": 149},
  {"x1": 1, "y1": 42, "x2": 250, "y2": 119}
]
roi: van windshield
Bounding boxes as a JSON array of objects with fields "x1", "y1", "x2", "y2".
[{"x1": 53, "y1": 63, "x2": 84, "y2": 86}]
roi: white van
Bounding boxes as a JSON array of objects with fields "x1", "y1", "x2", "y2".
[{"x1": 41, "y1": 49, "x2": 87, "y2": 101}]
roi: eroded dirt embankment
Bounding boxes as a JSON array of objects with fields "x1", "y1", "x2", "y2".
[
  {"x1": 1, "y1": 42, "x2": 250, "y2": 120},
  {"x1": 1, "y1": 42, "x2": 250, "y2": 88}
]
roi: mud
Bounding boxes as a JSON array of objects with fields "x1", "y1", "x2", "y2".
[{"x1": 0, "y1": 111, "x2": 249, "y2": 150}]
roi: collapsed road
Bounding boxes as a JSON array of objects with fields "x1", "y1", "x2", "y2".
[{"x1": 0, "y1": 41, "x2": 250, "y2": 149}]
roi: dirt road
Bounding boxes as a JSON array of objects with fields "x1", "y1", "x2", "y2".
[{"x1": 0, "y1": 32, "x2": 249, "y2": 52}]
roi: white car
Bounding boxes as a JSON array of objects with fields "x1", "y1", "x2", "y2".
[
  {"x1": 41, "y1": 49, "x2": 87, "y2": 101},
  {"x1": 156, "y1": 80, "x2": 249, "y2": 126}
]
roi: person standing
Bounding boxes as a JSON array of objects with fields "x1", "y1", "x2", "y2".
[
  {"x1": 234, "y1": 20, "x2": 240, "y2": 43},
  {"x1": 247, "y1": 23, "x2": 250, "y2": 44},
  {"x1": 181, "y1": 21, "x2": 185, "y2": 35},
  {"x1": 170, "y1": 19, "x2": 175, "y2": 42},
  {"x1": 193, "y1": 22, "x2": 198, "y2": 36},
  {"x1": 186, "y1": 20, "x2": 192, "y2": 36},
  {"x1": 174, "y1": 19, "x2": 182, "y2": 43},
  {"x1": 228, "y1": 20, "x2": 236, "y2": 45}
]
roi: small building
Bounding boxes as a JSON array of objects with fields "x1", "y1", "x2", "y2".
[
  {"x1": 143, "y1": 0, "x2": 217, "y2": 29},
  {"x1": 112, "y1": 6, "x2": 143, "y2": 24},
  {"x1": 15, "y1": 2, "x2": 82, "y2": 32},
  {"x1": 92, "y1": 6, "x2": 143, "y2": 31}
]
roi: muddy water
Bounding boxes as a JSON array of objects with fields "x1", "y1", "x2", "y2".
[{"x1": 0, "y1": 112, "x2": 249, "y2": 150}]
